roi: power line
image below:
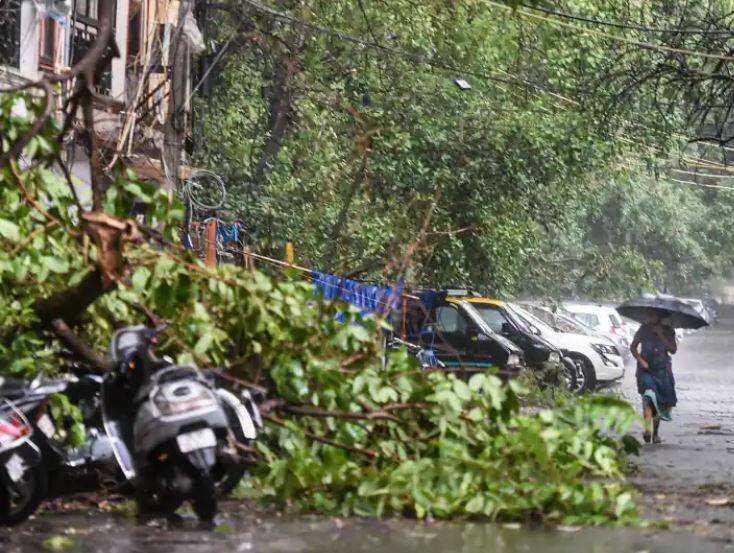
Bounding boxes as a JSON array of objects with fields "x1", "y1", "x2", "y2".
[
  {"x1": 672, "y1": 168, "x2": 734, "y2": 179},
  {"x1": 202, "y1": 0, "x2": 734, "y2": 191},
  {"x1": 670, "y1": 177, "x2": 734, "y2": 190},
  {"x1": 484, "y1": 0, "x2": 734, "y2": 63},
  {"x1": 239, "y1": 0, "x2": 576, "y2": 102},
  {"x1": 519, "y1": 3, "x2": 734, "y2": 36}
]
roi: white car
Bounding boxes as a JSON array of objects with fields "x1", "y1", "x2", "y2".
[
  {"x1": 621, "y1": 316, "x2": 640, "y2": 342},
  {"x1": 562, "y1": 302, "x2": 631, "y2": 356},
  {"x1": 511, "y1": 303, "x2": 624, "y2": 392}
]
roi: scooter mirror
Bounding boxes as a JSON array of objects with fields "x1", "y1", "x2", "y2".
[{"x1": 153, "y1": 322, "x2": 170, "y2": 335}]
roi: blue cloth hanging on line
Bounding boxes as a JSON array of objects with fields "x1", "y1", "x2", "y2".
[
  {"x1": 218, "y1": 223, "x2": 242, "y2": 245},
  {"x1": 312, "y1": 272, "x2": 404, "y2": 317}
]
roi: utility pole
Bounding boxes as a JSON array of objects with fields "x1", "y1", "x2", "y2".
[{"x1": 162, "y1": 0, "x2": 194, "y2": 192}]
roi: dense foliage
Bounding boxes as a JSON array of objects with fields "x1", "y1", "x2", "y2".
[
  {"x1": 1, "y1": 89, "x2": 640, "y2": 523},
  {"x1": 8, "y1": 0, "x2": 734, "y2": 526},
  {"x1": 194, "y1": 0, "x2": 734, "y2": 299}
]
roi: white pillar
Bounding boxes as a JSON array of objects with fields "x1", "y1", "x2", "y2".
[
  {"x1": 18, "y1": 0, "x2": 39, "y2": 80},
  {"x1": 110, "y1": 0, "x2": 130, "y2": 101}
]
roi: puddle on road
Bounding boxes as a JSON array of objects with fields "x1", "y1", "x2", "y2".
[{"x1": 1, "y1": 509, "x2": 732, "y2": 553}]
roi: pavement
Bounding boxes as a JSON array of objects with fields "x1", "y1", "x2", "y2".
[{"x1": 3, "y1": 314, "x2": 734, "y2": 552}]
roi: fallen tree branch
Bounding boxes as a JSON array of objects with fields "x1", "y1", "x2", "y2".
[
  {"x1": 9, "y1": 159, "x2": 73, "y2": 233},
  {"x1": 53, "y1": 152, "x2": 83, "y2": 213},
  {"x1": 0, "y1": 80, "x2": 54, "y2": 170},
  {"x1": 35, "y1": 270, "x2": 107, "y2": 325},
  {"x1": 263, "y1": 413, "x2": 379, "y2": 459},
  {"x1": 11, "y1": 220, "x2": 58, "y2": 255},
  {"x1": 129, "y1": 302, "x2": 162, "y2": 326},
  {"x1": 208, "y1": 368, "x2": 269, "y2": 395},
  {"x1": 280, "y1": 404, "x2": 402, "y2": 423},
  {"x1": 50, "y1": 318, "x2": 111, "y2": 372}
]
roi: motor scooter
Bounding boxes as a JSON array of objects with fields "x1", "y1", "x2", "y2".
[
  {"x1": 0, "y1": 374, "x2": 118, "y2": 525},
  {"x1": 103, "y1": 324, "x2": 259, "y2": 520},
  {"x1": 0, "y1": 393, "x2": 44, "y2": 525}
]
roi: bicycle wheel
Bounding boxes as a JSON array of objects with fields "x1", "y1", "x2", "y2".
[{"x1": 184, "y1": 170, "x2": 226, "y2": 211}]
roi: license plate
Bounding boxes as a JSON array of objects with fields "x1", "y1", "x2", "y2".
[
  {"x1": 176, "y1": 428, "x2": 216, "y2": 454},
  {"x1": 5, "y1": 453, "x2": 26, "y2": 482}
]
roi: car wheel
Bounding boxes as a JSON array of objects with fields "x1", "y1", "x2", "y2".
[
  {"x1": 560, "y1": 357, "x2": 579, "y2": 393},
  {"x1": 570, "y1": 355, "x2": 596, "y2": 393}
]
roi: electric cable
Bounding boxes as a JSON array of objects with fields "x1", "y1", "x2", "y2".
[
  {"x1": 484, "y1": 0, "x2": 734, "y2": 63},
  {"x1": 519, "y1": 3, "x2": 734, "y2": 36}
]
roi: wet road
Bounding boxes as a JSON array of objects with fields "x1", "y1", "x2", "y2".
[
  {"x1": 3, "y1": 314, "x2": 734, "y2": 552},
  {"x1": 2, "y1": 509, "x2": 734, "y2": 553}
]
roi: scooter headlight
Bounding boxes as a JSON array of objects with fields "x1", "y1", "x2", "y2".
[
  {"x1": 507, "y1": 354, "x2": 521, "y2": 367},
  {"x1": 548, "y1": 352, "x2": 560, "y2": 364}
]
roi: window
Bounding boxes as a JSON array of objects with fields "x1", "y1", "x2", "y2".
[
  {"x1": 70, "y1": 0, "x2": 116, "y2": 95},
  {"x1": 127, "y1": 8, "x2": 142, "y2": 64},
  {"x1": 435, "y1": 306, "x2": 468, "y2": 334},
  {"x1": 556, "y1": 314, "x2": 587, "y2": 334},
  {"x1": 473, "y1": 306, "x2": 511, "y2": 333},
  {"x1": 0, "y1": 0, "x2": 22, "y2": 68},
  {"x1": 523, "y1": 305, "x2": 555, "y2": 327},
  {"x1": 573, "y1": 312, "x2": 599, "y2": 329},
  {"x1": 510, "y1": 304, "x2": 554, "y2": 335},
  {"x1": 39, "y1": 18, "x2": 57, "y2": 68}
]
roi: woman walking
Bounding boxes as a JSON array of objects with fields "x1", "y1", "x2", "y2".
[{"x1": 630, "y1": 310, "x2": 678, "y2": 444}]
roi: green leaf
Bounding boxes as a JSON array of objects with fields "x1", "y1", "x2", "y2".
[{"x1": 0, "y1": 218, "x2": 20, "y2": 241}]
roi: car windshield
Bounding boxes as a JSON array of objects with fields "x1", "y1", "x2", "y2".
[
  {"x1": 556, "y1": 313, "x2": 594, "y2": 335},
  {"x1": 569, "y1": 311, "x2": 600, "y2": 328},
  {"x1": 471, "y1": 304, "x2": 516, "y2": 333},
  {"x1": 508, "y1": 303, "x2": 556, "y2": 335},
  {"x1": 458, "y1": 302, "x2": 495, "y2": 336}
]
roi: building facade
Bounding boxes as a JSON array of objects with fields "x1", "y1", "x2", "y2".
[{"x1": 1, "y1": 0, "x2": 197, "y2": 189}]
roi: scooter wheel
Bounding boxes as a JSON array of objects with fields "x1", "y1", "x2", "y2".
[
  {"x1": 215, "y1": 464, "x2": 246, "y2": 499},
  {"x1": 136, "y1": 489, "x2": 182, "y2": 517},
  {"x1": 0, "y1": 462, "x2": 47, "y2": 526},
  {"x1": 192, "y1": 475, "x2": 217, "y2": 522}
]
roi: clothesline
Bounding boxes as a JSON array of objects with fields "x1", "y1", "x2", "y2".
[{"x1": 226, "y1": 246, "x2": 420, "y2": 301}]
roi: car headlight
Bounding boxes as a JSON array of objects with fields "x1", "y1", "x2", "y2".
[
  {"x1": 592, "y1": 343, "x2": 619, "y2": 356},
  {"x1": 548, "y1": 352, "x2": 560, "y2": 364}
]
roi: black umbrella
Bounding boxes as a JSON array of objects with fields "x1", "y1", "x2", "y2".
[{"x1": 616, "y1": 294, "x2": 709, "y2": 329}]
